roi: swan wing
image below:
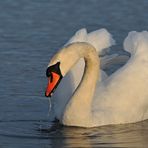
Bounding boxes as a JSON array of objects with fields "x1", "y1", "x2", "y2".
[{"x1": 93, "y1": 31, "x2": 148, "y2": 124}]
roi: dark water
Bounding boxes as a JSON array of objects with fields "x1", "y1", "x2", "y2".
[{"x1": 0, "y1": 0, "x2": 148, "y2": 147}]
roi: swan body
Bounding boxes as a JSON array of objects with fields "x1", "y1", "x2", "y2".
[{"x1": 46, "y1": 30, "x2": 148, "y2": 127}]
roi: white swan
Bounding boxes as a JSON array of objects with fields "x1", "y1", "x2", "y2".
[
  {"x1": 48, "y1": 28, "x2": 117, "y2": 120},
  {"x1": 45, "y1": 31, "x2": 148, "y2": 127}
]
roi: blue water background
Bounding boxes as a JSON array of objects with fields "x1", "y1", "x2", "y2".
[{"x1": 0, "y1": 0, "x2": 148, "y2": 147}]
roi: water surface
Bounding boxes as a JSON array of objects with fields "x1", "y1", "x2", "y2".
[{"x1": 0, "y1": 0, "x2": 148, "y2": 147}]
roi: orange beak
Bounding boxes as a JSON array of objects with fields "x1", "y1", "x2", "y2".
[{"x1": 45, "y1": 72, "x2": 61, "y2": 97}]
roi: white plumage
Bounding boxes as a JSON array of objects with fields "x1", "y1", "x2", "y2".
[{"x1": 47, "y1": 29, "x2": 148, "y2": 127}]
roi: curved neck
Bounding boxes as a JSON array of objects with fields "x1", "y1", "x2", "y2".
[{"x1": 62, "y1": 43, "x2": 100, "y2": 126}]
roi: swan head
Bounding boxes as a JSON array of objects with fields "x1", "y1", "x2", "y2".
[
  {"x1": 45, "y1": 44, "x2": 78, "y2": 97},
  {"x1": 45, "y1": 42, "x2": 95, "y2": 97}
]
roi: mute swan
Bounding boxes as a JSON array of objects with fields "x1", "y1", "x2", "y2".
[
  {"x1": 45, "y1": 31, "x2": 148, "y2": 127},
  {"x1": 48, "y1": 28, "x2": 117, "y2": 120}
]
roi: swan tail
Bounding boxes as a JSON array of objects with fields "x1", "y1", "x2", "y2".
[
  {"x1": 124, "y1": 31, "x2": 148, "y2": 54},
  {"x1": 65, "y1": 28, "x2": 115, "y2": 54}
]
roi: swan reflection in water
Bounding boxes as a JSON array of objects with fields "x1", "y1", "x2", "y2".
[{"x1": 40, "y1": 120, "x2": 148, "y2": 148}]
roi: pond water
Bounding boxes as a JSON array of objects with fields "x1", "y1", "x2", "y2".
[{"x1": 0, "y1": 0, "x2": 148, "y2": 147}]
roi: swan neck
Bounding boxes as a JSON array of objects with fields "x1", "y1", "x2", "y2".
[{"x1": 62, "y1": 43, "x2": 100, "y2": 126}]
